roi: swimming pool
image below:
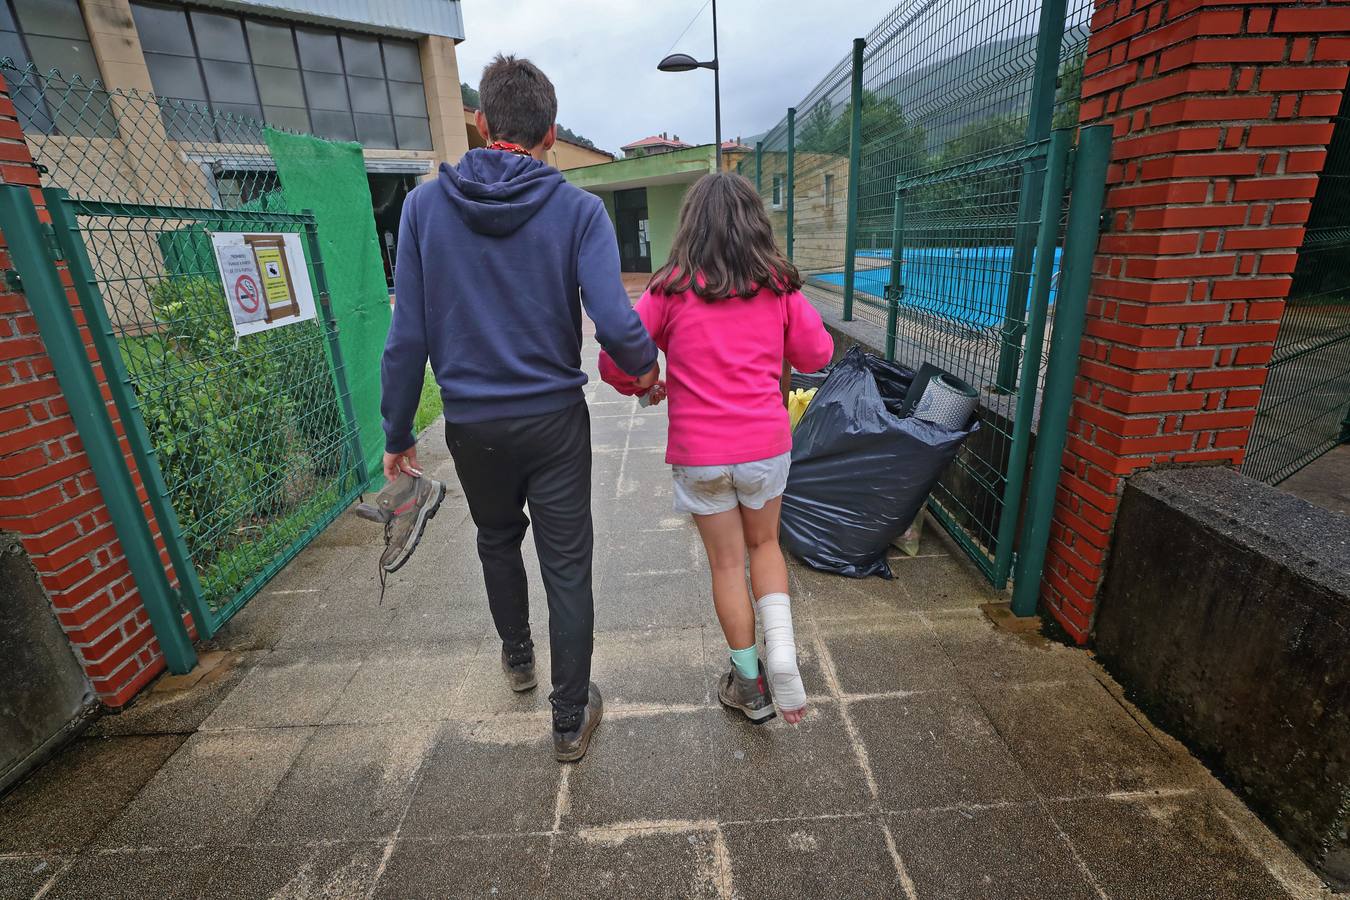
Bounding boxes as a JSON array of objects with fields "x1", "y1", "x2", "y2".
[{"x1": 814, "y1": 246, "x2": 1062, "y2": 329}]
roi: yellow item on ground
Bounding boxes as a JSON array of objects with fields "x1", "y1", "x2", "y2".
[{"x1": 788, "y1": 388, "x2": 817, "y2": 430}]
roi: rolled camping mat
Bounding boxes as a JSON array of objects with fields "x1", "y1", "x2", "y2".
[{"x1": 913, "y1": 372, "x2": 979, "y2": 429}]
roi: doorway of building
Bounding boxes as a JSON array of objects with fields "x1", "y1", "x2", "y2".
[
  {"x1": 615, "y1": 187, "x2": 651, "y2": 273},
  {"x1": 369, "y1": 173, "x2": 419, "y2": 290}
]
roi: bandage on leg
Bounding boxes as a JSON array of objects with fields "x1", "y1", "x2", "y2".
[{"x1": 753, "y1": 592, "x2": 806, "y2": 711}]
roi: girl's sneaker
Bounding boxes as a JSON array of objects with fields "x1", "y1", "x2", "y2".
[{"x1": 717, "y1": 662, "x2": 776, "y2": 723}]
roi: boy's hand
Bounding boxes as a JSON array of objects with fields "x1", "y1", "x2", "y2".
[
  {"x1": 383, "y1": 448, "x2": 422, "y2": 482},
  {"x1": 635, "y1": 363, "x2": 660, "y2": 391}
]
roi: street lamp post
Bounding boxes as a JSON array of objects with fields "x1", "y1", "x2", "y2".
[{"x1": 657, "y1": 0, "x2": 722, "y2": 169}]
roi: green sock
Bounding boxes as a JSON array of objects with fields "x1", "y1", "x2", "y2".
[{"x1": 729, "y1": 645, "x2": 759, "y2": 680}]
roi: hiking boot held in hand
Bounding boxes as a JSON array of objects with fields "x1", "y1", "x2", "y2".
[
  {"x1": 553, "y1": 682, "x2": 603, "y2": 762},
  {"x1": 717, "y1": 661, "x2": 776, "y2": 723},
  {"x1": 355, "y1": 472, "x2": 447, "y2": 574}
]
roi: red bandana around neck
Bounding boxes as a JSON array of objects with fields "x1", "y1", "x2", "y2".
[{"x1": 487, "y1": 140, "x2": 532, "y2": 157}]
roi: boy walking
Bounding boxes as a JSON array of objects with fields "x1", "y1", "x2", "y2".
[{"x1": 380, "y1": 55, "x2": 659, "y2": 761}]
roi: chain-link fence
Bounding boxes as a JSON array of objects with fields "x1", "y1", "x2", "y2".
[
  {"x1": 1244, "y1": 94, "x2": 1350, "y2": 484},
  {"x1": 738, "y1": 0, "x2": 1098, "y2": 586},
  {"x1": 2, "y1": 60, "x2": 363, "y2": 634}
]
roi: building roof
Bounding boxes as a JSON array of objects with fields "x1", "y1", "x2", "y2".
[
  {"x1": 621, "y1": 134, "x2": 694, "y2": 151},
  {"x1": 721, "y1": 139, "x2": 751, "y2": 151}
]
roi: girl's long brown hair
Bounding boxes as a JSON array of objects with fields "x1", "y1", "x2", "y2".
[{"x1": 649, "y1": 171, "x2": 802, "y2": 301}]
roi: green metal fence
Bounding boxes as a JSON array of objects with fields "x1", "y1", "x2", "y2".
[
  {"x1": 0, "y1": 62, "x2": 364, "y2": 653},
  {"x1": 1243, "y1": 94, "x2": 1350, "y2": 484},
  {"x1": 740, "y1": 0, "x2": 1104, "y2": 597}
]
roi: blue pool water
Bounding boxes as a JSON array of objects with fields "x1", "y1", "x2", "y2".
[{"x1": 815, "y1": 246, "x2": 1063, "y2": 329}]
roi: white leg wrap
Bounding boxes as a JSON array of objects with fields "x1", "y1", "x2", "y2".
[{"x1": 754, "y1": 592, "x2": 806, "y2": 711}]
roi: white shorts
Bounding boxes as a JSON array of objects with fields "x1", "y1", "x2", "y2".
[{"x1": 671, "y1": 451, "x2": 792, "y2": 516}]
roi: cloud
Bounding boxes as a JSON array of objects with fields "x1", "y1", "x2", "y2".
[{"x1": 456, "y1": 0, "x2": 889, "y2": 153}]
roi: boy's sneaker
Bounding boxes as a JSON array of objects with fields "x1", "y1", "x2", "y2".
[
  {"x1": 718, "y1": 662, "x2": 776, "y2": 723},
  {"x1": 553, "y1": 682, "x2": 603, "y2": 762},
  {"x1": 501, "y1": 645, "x2": 537, "y2": 692},
  {"x1": 355, "y1": 473, "x2": 447, "y2": 574}
]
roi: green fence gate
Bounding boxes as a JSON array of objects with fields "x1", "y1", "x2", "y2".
[
  {"x1": 0, "y1": 63, "x2": 365, "y2": 668},
  {"x1": 741, "y1": 0, "x2": 1109, "y2": 607},
  {"x1": 1243, "y1": 91, "x2": 1350, "y2": 484}
]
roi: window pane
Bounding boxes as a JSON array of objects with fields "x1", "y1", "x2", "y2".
[
  {"x1": 14, "y1": 0, "x2": 86, "y2": 40},
  {"x1": 211, "y1": 101, "x2": 262, "y2": 123},
  {"x1": 302, "y1": 70, "x2": 347, "y2": 110},
  {"x1": 295, "y1": 27, "x2": 342, "y2": 74},
  {"x1": 130, "y1": 3, "x2": 195, "y2": 56},
  {"x1": 202, "y1": 59, "x2": 258, "y2": 105},
  {"x1": 263, "y1": 104, "x2": 310, "y2": 133},
  {"x1": 245, "y1": 20, "x2": 296, "y2": 67},
  {"x1": 395, "y1": 115, "x2": 432, "y2": 151},
  {"x1": 355, "y1": 112, "x2": 395, "y2": 148},
  {"x1": 382, "y1": 39, "x2": 420, "y2": 82},
  {"x1": 255, "y1": 65, "x2": 305, "y2": 108},
  {"x1": 0, "y1": 2, "x2": 17, "y2": 31},
  {"x1": 340, "y1": 34, "x2": 382, "y2": 78},
  {"x1": 189, "y1": 10, "x2": 248, "y2": 62},
  {"x1": 0, "y1": 31, "x2": 29, "y2": 67},
  {"x1": 159, "y1": 99, "x2": 216, "y2": 142},
  {"x1": 144, "y1": 52, "x2": 206, "y2": 101},
  {"x1": 26, "y1": 36, "x2": 100, "y2": 84},
  {"x1": 347, "y1": 75, "x2": 389, "y2": 115},
  {"x1": 388, "y1": 80, "x2": 427, "y2": 118},
  {"x1": 309, "y1": 108, "x2": 354, "y2": 141}
]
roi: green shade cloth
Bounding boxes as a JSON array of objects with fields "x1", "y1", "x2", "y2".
[{"x1": 265, "y1": 127, "x2": 392, "y2": 479}]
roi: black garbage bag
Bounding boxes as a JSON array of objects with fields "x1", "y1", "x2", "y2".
[{"x1": 781, "y1": 346, "x2": 978, "y2": 578}]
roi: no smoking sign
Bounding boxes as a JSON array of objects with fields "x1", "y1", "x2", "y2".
[{"x1": 234, "y1": 274, "x2": 260, "y2": 313}]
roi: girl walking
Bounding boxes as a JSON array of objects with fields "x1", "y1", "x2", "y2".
[{"x1": 600, "y1": 172, "x2": 833, "y2": 724}]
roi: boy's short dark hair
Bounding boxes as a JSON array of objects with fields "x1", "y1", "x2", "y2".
[{"x1": 479, "y1": 54, "x2": 557, "y2": 148}]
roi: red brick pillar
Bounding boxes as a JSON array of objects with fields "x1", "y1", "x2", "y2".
[
  {"x1": 0, "y1": 78, "x2": 187, "y2": 705},
  {"x1": 1041, "y1": 1, "x2": 1350, "y2": 641}
]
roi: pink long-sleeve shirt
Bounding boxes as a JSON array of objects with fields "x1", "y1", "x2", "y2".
[{"x1": 600, "y1": 286, "x2": 834, "y2": 466}]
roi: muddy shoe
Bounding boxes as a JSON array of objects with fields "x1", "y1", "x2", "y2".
[
  {"x1": 501, "y1": 645, "x2": 537, "y2": 692},
  {"x1": 355, "y1": 473, "x2": 447, "y2": 574},
  {"x1": 553, "y1": 682, "x2": 603, "y2": 762},
  {"x1": 718, "y1": 662, "x2": 776, "y2": 723}
]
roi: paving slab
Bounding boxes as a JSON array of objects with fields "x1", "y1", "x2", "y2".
[
  {"x1": 244, "y1": 723, "x2": 437, "y2": 842},
  {"x1": 815, "y1": 617, "x2": 958, "y2": 695},
  {"x1": 884, "y1": 552, "x2": 1002, "y2": 610},
  {"x1": 94, "y1": 729, "x2": 311, "y2": 849},
  {"x1": 399, "y1": 721, "x2": 560, "y2": 838},
  {"x1": 373, "y1": 835, "x2": 552, "y2": 899},
  {"x1": 708, "y1": 702, "x2": 873, "y2": 821},
  {"x1": 0, "y1": 735, "x2": 186, "y2": 852},
  {"x1": 43, "y1": 848, "x2": 225, "y2": 900},
  {"x1": 0, "y1": 855, "x2": 61, "y2": 900},
  {"x1": 198, "y1": 653, "x2": 361, "y2": 731},
  {"x1": 888, "y1": 803, "x2": 1099, "y2": 899},
  {"x1": 562, "y1": 709, "x2": 719, "y2": 828},
  {"x1": 207, "y1": 841, "x2": 386, "y2": 899},
  {"x1": 848, "y1": 692, "x2": 1035, "y2": 811},
  {"x1": 323, "y1": 642, "x2": 479, "y2": 725},
  {"x1": 588, "y1": 625, "x2": 709, "y2": 707},
  {"x1": 88, "y1": 653, "x2": 263, "y2": 737},
  {"x1": 973, "y1": 679, "x2": 1195, "y2": 798},
  {"x1": 1051, "y1": 794, "x2": 1297, "y2": 900},
  {"x1": 720, "y1": 816, "x2": 902, "y2": 899},
  {"x1": 549, "y1": 827, "x2": 724, "y2": 899},
  {"x1": 926, "y1": 610, "x2": 1099, "y2": 686}
]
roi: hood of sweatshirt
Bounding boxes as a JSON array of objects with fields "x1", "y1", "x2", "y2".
[{"x1": 438, "y1": 148, "x2": 565, "y2": 237}]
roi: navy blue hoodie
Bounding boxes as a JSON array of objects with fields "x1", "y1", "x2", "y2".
[{"x1": 380, "y1": 149, "x2": 658, "y2": 452}]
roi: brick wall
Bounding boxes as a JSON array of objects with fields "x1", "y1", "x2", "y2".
[
  {"x1": 0, "y1": 78, "x2": 186, "y2": 706},
  {"x1": 1040, "y1": 0, "x2": 1350, "y2": 641}
]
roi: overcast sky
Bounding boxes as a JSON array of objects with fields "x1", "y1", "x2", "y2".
[{"x1": 456, "y1": 1, "x2": 888, "y2": 154}]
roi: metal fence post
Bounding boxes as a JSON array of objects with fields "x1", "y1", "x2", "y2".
[
  {"x1": 755, "y1": 140, "x2": 763, "y2": 193},
  {"x1": 786, "y1": 106, "x2": 796, "y2": 261},
  {"x1": 842, "y1": 37, "x2": 866, "y2": 322},
  {"x1": 994, "y1": 0, "x2": 1071, "y2": 393},
  {"x1": 1011, "y1": 124, "x2": 1111, "y2": 617},
  {"x1": 42, "y1": 188, "x2": 217, "y2": 638},
  {"x1": 0, "y1": 185, "x2": 197, "y2": 672},
  {"x1": 989, "y1": 130, "x2": 1071, "y2": 590},
  {"x1": 884, "y1": 185, "x2": 906, "y2": 362}
]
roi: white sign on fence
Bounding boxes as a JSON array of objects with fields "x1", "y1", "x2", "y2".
[{"x1": 209, "y1": 232, "x2": 316, "y2": 337}]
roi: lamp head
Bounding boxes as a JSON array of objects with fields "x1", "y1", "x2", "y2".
[{"x1": 658, "y1": 53, "x2": 703, "y2": 72}]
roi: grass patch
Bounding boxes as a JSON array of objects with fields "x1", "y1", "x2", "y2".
[{"x1": 413, "y1": 365, "x2": 442, "y2": 436}]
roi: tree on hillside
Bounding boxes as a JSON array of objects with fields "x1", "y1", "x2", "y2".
[{"x1": 462, "y1": 82, "x2": 601, "y2": 151}]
